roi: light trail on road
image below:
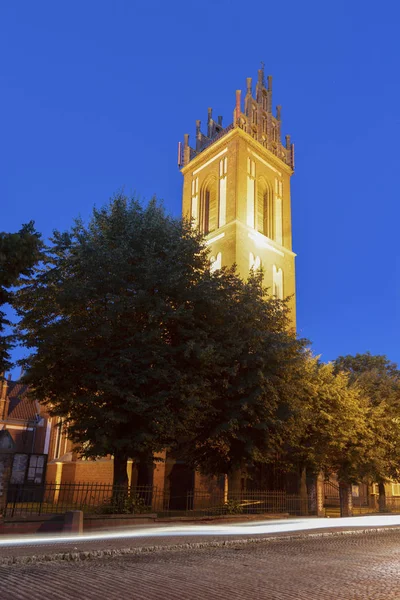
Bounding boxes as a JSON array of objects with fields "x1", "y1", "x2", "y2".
[{"x1": 1, "y1": 514, "x2": 400, "y2": 547}]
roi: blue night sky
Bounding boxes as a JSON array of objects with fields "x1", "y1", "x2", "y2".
[{"x1": 1, "y1": 0, "x2": 399, "y2": 371}]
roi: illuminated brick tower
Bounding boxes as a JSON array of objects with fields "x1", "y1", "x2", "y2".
[{"x1": 180, "y1": 66, "x2": 296, "y2": 326}]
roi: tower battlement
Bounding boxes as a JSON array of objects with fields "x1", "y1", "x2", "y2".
[{"x1": 179, "y1": 66, "x2": 294, "y2": 170}]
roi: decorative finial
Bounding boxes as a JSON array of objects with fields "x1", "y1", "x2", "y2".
[{"x1": 260, "y1": 61, "x2": 265, "y2": 85}]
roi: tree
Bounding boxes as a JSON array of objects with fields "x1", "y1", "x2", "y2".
[
  {"x1": 334, "y1": 353, "x2": 400, "y2": 511},
  {"x1": 176, "y1": 267, "x2": 308, "y2": 496},
  {"x1": 286, "y1": 358, "x2": 371, "y2": 474},
  {"x1": 17, "y1": 195, "x2": 234, "y2": 487},
  {"x1": 0, "y1": 222, "x2": 42, "y2": 373},
  {"x1": 274, "y1": 356, "x2": 371, "y2": 515}
]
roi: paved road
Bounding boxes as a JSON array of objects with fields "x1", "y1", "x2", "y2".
[{"x1": 3, "y1": 529, "x2": 400, "y2": 599}]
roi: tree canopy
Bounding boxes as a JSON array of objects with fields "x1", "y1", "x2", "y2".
[
  {"x1": 0, "y1": 222, "x2": 42, "y2": 373},
  {"x1": 177, "y1": 268, "x2": 308, "y2": 479},
  {"x1": 284, "y1": 357, "x2": 373, "y2": 483},
  {"x1": 333, "y1": 352, "x2": 400, "y2": 495},
  {"x1": 16, "y1": 196, "x2": 220, "y2": 484}
]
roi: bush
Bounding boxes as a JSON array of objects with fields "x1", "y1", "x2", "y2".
[
  {"x1": 221, "y1": 500, "x2": 243, "y2": 515},
  {"x1": 97, "y1": 493, "x2": 152, "y2": 515}
]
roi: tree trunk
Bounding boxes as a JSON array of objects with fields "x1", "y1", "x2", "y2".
[
  {"x1": 136, "y1": 453, "x2": 154, "y2": 487},
  {"x1": 136, "y1": 453, "x2": 154, "y2": 508},
  {"x1": 339, "y1": 481, "x2": 353, "y2": 517},
  {"x1": 113, "y1": 450, "x2": 129, "y2": 490},
  {"x1": 299, "y1": 466, "x2": 309, "y2": 516},
  {"x1": 223, "y1": 474, "x2": 229, "y2": 504},
  {"x1": 378, "y1": 481, "x2": 386, "y2": 512}
]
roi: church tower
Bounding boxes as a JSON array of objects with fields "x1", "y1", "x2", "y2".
[{"x1": 180, "y1": 67, "x2": 296, "y2": 326}]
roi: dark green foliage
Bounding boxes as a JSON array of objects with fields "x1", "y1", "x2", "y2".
[
  {"x1": 16, "y1": 195, "x2": 215, "y2": 484},
  {"x1": 177, "y1": 268, "x2": 308, "y2": 477},
  {"x1": 334, "y1": 352, "x2": 400, "y2": 382},
  {"x1": 97, "y1": 492, "x2": 151, "y2": 514},
  {"x1": 0, "y1": 222, "x2": 42, "y2": 372}
]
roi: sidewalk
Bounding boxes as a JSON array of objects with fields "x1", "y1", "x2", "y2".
[{"x1": 2, "y1": 515, "x2": 400, "y2": 566}]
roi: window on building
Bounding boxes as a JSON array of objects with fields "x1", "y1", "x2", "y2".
[
  {"x1": 53, "y1": 418, "x2": 63, "y2": 459},
  {"x1": 210, "y1": 252, "x2": 222, "y2": 273},
  {"x1": 257, "y1": 180, "x2": 273, "y2": 238},
  {"x1": 273, "y1": 265, "x2": 283, "y2": 300},
  {"x1": 200, "y1": 180, "x2": 217, "y2": 235},
  {"x1": 392, "y1": 483, "x2": 400, "y2": 496},
  {"x1": 249, "y1": 253, "x2": 261, "y2": 270}
]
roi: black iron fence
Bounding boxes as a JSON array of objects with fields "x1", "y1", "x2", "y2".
[
  {"x1": 4, "y1": 482, "x2": 316, "y2": 518},
  {"x1": 186, "y1": 489, "x2": 314, "y2": 517},
  {"x1": 4, "y1": 482, "x2": 156, "y2": 517},
  {"x1": 323, "y1": 480, "x2": 373, "y2": 512},
  {"x1": 385, "y1": 497, "x2": 400, "y2": 512}
]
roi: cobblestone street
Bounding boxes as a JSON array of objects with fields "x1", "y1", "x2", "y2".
[{"x1": 2, "y1": 530, "x2": 400, "y2": 599}]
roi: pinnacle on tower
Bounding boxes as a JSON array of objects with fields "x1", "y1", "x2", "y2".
[{"x1": 179, "y1": 66, "x2": 294, "y2": 170}]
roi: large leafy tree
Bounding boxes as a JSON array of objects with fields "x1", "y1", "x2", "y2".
[
  {"x1": 333, "y1": 352, "x2": 400, "y2": 508},
  {"x1": 278, "y1": 356, "x2": 382, "y2": 516},
  {"x1": 286, "y1": 358, "x2": 372, "y2": 481},
  {"x1": 177, "y1": 267, "x2": 308, "y2": 493},
  {"x1": 15, "y1": 195, "x2": 221, "y2": 486},
  {"x1": 0, "y1": 222, "x2": 42, "y2": 373}
]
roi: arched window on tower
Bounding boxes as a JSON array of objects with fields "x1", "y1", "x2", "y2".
[
  {"x1": 200, "y1": 178, "x2": 217, "y2": 235},
  {"x1": 257, "y1": 178, "x2": 273, "y2": 238},
  {"x1": 210, "y1": 252, "x2": 222, "y2": 273},
  {"x1": 249, "y1": 252, "x2": 261, "y2": 270},
  {"x1": 273, "y1": 265, "x2": 283, "y2": 300}
]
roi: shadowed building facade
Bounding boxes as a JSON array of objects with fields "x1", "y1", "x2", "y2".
[{"x1": 180, "y1": 66, "x2": 296, "y2": 327}]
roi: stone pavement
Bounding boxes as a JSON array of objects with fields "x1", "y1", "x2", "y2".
[
  {"x1": 2, "y1": 515, "x2": 400, "y2": 566},
  {"x1": 3, "y1": 529, "x2": 400, "y2": 599}
]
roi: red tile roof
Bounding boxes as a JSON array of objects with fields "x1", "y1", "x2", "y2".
[{"x1": 6, "y1": 381, "x2": 38, "y2": 421}]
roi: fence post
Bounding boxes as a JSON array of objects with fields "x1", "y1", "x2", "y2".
[
  {"x1": 299, "y1": 467, "x2": 308, "y2": 516},
  {"x1": 315, "y1": 473, "x2": 325, "y2": 517}
]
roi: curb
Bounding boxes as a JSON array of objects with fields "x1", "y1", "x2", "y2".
[{"x1": 1, "y1": 526, "x2": 400, "y2": 567}]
